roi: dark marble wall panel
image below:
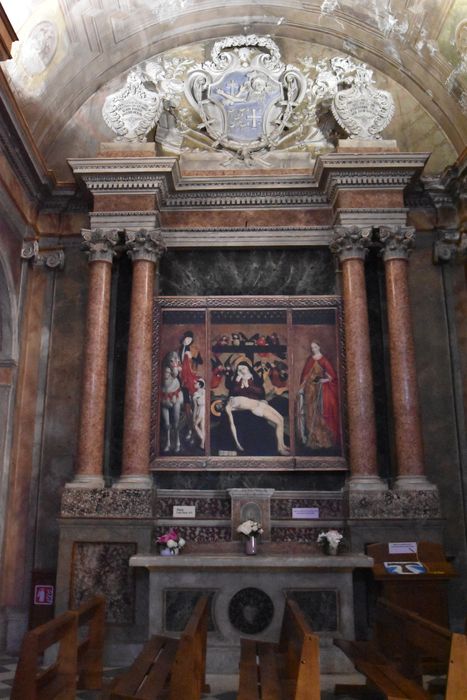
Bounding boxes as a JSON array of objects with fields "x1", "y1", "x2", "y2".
[
  {"x1": 155, "y1": 472, "x2": 346, "y2": 491},
  {"x1": 409, "y1": 248, "x2": 465, "y2": 542},
  {"x1": 159, "y1": 249, "x2": 336, "y2": 296},
  {"x1": 287, "y1": 590, "x2": 338, "y2": 631},
  {"x1": 271, "y1": 497, "x2": 342, "y2": 519},
  {"x1": 35, "y1": 246, "x2": 88, "y2": 570},
  {"x1": 70, "y1": 542, "x2": 137, "y2": 624}
]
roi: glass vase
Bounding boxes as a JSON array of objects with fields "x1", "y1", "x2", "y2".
[{"x1": 245, "y1": 536, "x2": 257, "y2": 555}]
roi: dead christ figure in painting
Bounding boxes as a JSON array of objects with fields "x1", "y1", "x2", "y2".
[
  {"x1": 160, "y1": 351, "x2": 184, "y2": 452},
  {"x1": 297, "y1": 341, "x2": 340, "y2": 449},
  {"x1": 192, "y1": 378, "x2": 206, "y2": 449},
  {"x1": 225, "y1": 361, "x2": 290, "y2": 455}
]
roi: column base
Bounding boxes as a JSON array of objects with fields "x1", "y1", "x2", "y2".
[
  {"x1": 393, "y1": 474, "x2": 438, "y2": 491},
  {"x1": 112, "y1": 474, "x2": 153, "y2": 490},
  {"x1": 66, "y1": 474, "x2": 105, "y2": 489},
  {"x1": 344, "y1": 475, "x2": 388, "y2": 493},
  {"x1": 4, "y1": 607, "x2": 28, "y2": 654}
]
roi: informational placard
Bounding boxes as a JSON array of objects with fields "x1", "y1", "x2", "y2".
[
  {"x1": 292, "y1": 507, "x2": 320, "y2": 519},
  {"x1": 173, "y1": 505, "x2": 196, "y2": 518},
  {"x1": 384, "y1": 562, "x2": 427, "y2": 575},
  {"x1": 388, "y1": 541, "x2": 418, "y2": 555},
  {"x1": 34, "y1": 585, "x2": 54, "y2": 605}
]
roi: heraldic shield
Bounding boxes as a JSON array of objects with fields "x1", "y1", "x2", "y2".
[{"x1": 185, "y1": 35, "x2": 306, "y2": 158}]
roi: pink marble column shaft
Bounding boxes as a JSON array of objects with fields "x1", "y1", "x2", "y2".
[
  {"x1": 341, "y1": 258, "x2": 379, "y2": 476},
  {"x1": 121, "y1": 260, "x2": 155, "y2": 477},
  {"x1": 74, "y1": 229, "x2": 118, "y2": 487},
  {"x1": 331, "y1": 227, "x2": 381, "y2": 484},
  {"x1": 118, "y1": 229, "x2": 165, "y2": 487},
  {"x1": 384, "y1": 256, "x2": 425, "y2": 477}
]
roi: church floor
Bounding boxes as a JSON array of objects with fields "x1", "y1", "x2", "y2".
[{"x1": 0, "y1": 653, "x2": 369, "y2": 699}]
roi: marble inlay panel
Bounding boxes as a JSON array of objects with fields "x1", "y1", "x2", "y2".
[
  {"x1": 228, "y1": 588, "x2": 274, "y2": 635},
  {"x1": 271, "y1": 497, "x2": 342, "y2": 519},
  {"x1": 286, "y1": 590, "x2": 338, "y2": 631},
  {"x1": 61, "y1": 488, "x2": 153, "y2": 518},
  {"x1": 347, "y1": 490, "x2": 441, "y2": 519},
  {"x1": 70, "y1": 542, "x2": 137, "y2": 624},
  {"x1": 271, "y1": 526, "x2": 324, "y2": 544},
  {"x1": 156, "y1": 496, "x2": 230, "y2": 519},
  {"x1": 153, "y1": 525, "x2": 231, "y2": 546},
  {"x1": 164, "y1": 589, "x2": 216, "y2": 632}
]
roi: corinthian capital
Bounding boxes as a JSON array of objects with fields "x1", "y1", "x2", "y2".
[
  {"x1": 378, "y1": 226, "x2": 415, "y2": 261},
  {"x1": 125, "y1": 228, "x2": 166, "y2": 263},
  {"x1": 330, "y1": 226, "x2": 373, "y2": 261},
  {"x1": 81, "y1": 228, "x2": 120, "y2": 263}
]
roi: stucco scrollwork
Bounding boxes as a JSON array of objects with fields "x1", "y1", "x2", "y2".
[
  {"x1": 102, "y1": 72, "x2": 164, "y2": 142},
  {"x1": 185, "y1": 35, "x2": 307, "y2": 162},
  {"x1": 21, "y1": 241, "x2": 65, "y2": 269},
  {"x1": 125, "y1": 228, "x2": 167, "y2": 263}
]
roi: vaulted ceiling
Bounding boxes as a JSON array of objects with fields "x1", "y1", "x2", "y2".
[{"x1": 1, "y1": 0, "x2": 466, "y2": 182}]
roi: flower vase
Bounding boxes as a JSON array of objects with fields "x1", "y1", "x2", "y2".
[
  {"x1": 160, "y1": 547, "x2": 178, "y2": 556},
  {"x1": 326, "y1": 543, "x2": 339, "y2": 556},
  {"x1": 245, "y1": 536, "x2": 257, "y2": 555}
]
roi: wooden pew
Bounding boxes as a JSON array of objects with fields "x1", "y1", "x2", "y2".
[
  {"x1": 11, "y1": 611, "x2": 78, "y2": 700},
  {"x1": 75, "y1": 594, "x2": 105, "y2": 690},
  {"x1": 334, "y1": 597, "x2": 467, "y2": 699},
  {"x1": 237, "y1": 598, "x2": 320, "y2": 700},
  {"x1": 105, "y1": 594, "x2": 209, "y2": 700}
]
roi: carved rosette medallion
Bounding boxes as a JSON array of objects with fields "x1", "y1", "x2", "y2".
[
  {"x1": 125, "y1": 228, "x2": 167, "y2": 263},
  {"x1": 331, "y1": 67, "x2": 395, "y2": 140},
  {"x1": 378, "y1": 226, "x2": 415, "y2": 261},
  {"x1": 185, "y1": 35, "x2": 306, "y2": 159},
  {"x1": 330, "y1": 226, "x2": 373, "y2": 261},
  {"x1": 81, "y1": 229, "x2": 120, "y2": 263},
  {"x1": 102, "y1": 72, "x2": 164, "y2": 142}
]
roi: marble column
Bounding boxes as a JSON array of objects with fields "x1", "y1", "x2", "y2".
[
  {"x1": 379, "y1": 226, "x2": 434, "y2": 490},
  {"x1": 114, "y1": 229, "x2": 166, "y2": 489},
  {"x1": 331, "y1": 227, "x2": 386, "y2": 491},
  {"x1": 70, "y1": 229, "x2": 119, "y2": 488}
]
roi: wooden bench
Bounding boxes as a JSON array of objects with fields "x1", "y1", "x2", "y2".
[
  {"x1": 75, "y1": 594, "x2": 105, "y2": 690},
  {"x1": 237, "y1": 598, "x2": 320, "y2": 700},
  {"x1": 104, "y1": 594, "x2": 209, "y2": 700},
  {"x1": 11, "y1": 611, "x2": 78, "y2": 700},
  {"x1": 334, "y1": 597, "x2": 467, "y2": 699}
]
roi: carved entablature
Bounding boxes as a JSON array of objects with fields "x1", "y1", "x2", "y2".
[
  {"x1": 81, "y1": 228, "x2": 120, "y2": 263},
  {"x1": 378, "y1": 226, "x2": 415, "y2": 261}
]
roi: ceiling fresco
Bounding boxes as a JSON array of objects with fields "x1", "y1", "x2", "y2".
[{"x1": 1, "y1": 0, "x2": 466, "y2": 181}]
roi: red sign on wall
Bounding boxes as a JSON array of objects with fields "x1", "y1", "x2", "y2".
[{"x1": 34, "y1": 585, "x2": 54, "y2": 606}]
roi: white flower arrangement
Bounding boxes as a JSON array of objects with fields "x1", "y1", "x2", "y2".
[
  {"x1": 236, "y1": 519, "x2": 264, "y2": 538},
  {"x1": 317, "y1": 529, "x2": 343, "y2": 554}
]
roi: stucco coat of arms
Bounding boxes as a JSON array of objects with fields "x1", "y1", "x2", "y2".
[
  {"x1": 101, "y1": 35, "x2": 395, "y2": 161},
  {"x1": 184, "y1": 36, "x2": 306, "y2": 158}
]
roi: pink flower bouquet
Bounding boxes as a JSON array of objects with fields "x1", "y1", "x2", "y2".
[{"x1": 156, "y1": 528, "x2": 186, "y2": 555}]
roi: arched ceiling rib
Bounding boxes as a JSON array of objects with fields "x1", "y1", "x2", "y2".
[{"x1": 1, "y1": 0, "x2": 466, "y2": 180}]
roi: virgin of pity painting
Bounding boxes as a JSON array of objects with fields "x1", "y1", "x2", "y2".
[{"x1": 152, "y1": 298, "x2": 346, "y2": 471}]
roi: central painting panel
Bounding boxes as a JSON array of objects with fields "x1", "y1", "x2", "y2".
[{"x1": 152, "y1": 297, "x2": 346, "y2": 471}]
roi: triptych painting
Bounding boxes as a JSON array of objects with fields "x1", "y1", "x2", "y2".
[{"x1": 152, "y1": 297, "x2": 346, "y2": 471}]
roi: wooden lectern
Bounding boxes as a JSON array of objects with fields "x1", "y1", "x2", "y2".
[{"x1": 367, "y1": 541, "x2": 457, "y2": 627}]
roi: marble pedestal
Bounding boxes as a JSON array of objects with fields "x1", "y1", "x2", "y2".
[{"x1": 130, "y1": 547, "x2": 373, "y2": 673}]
